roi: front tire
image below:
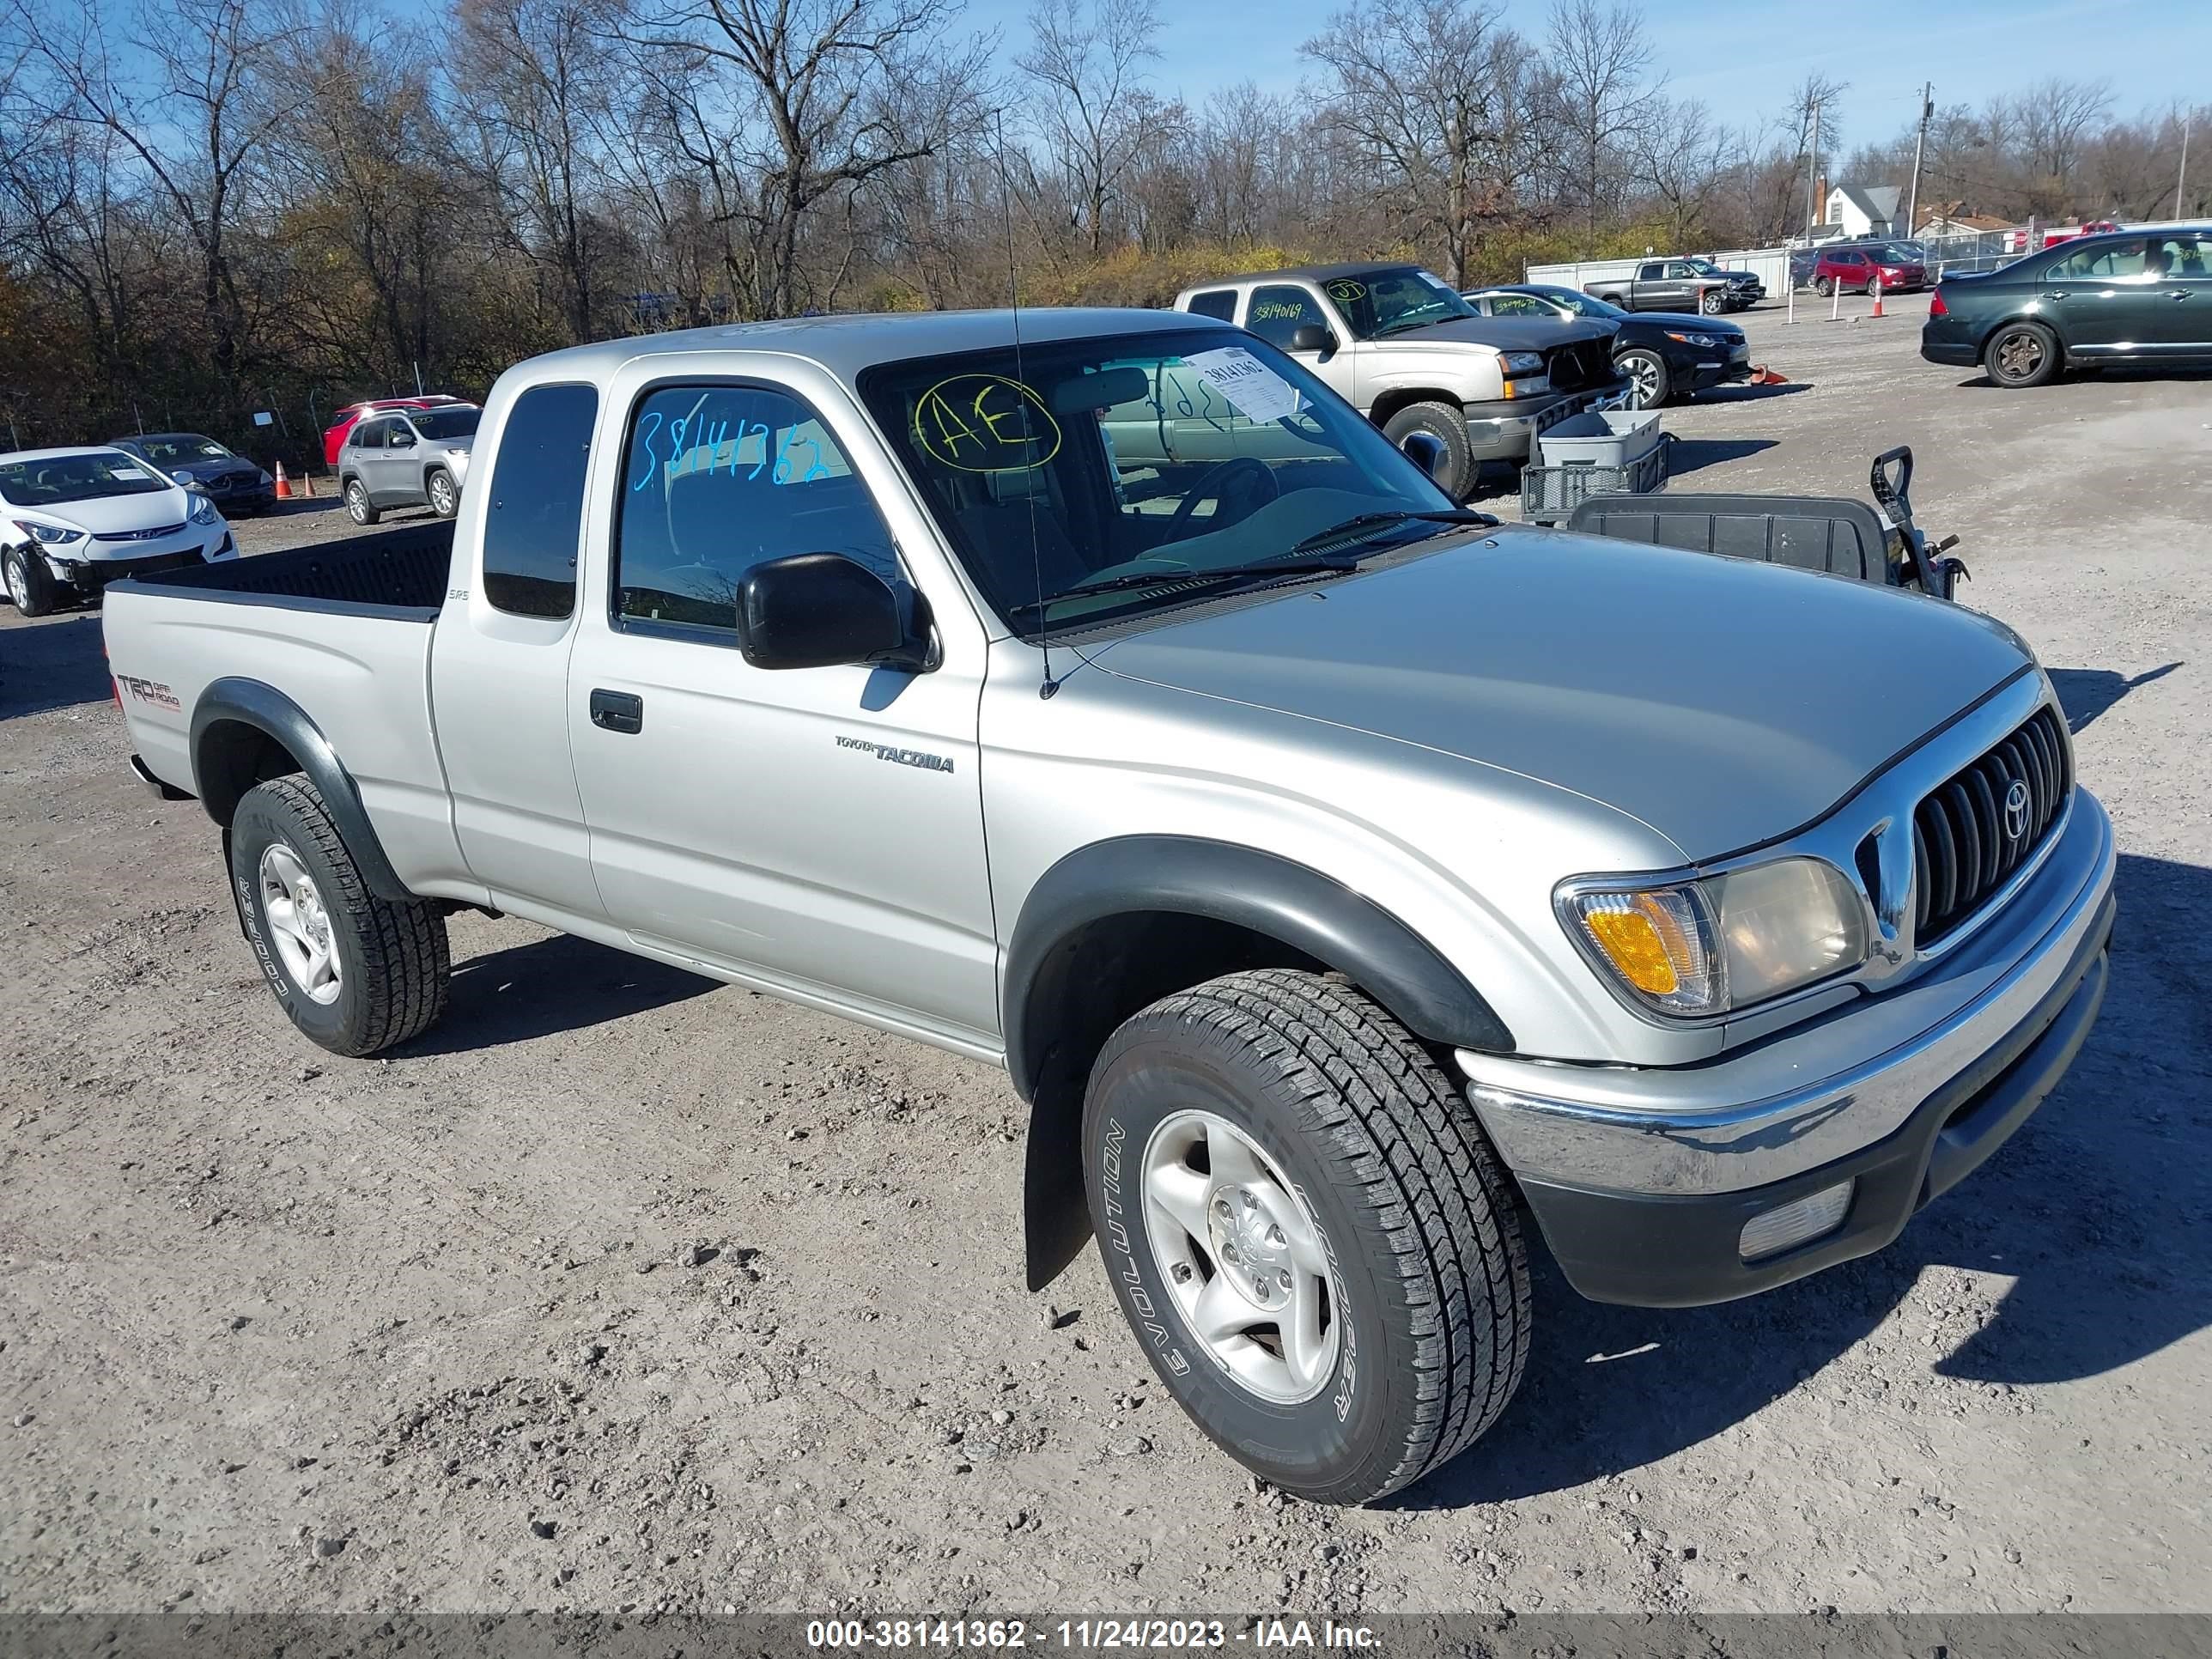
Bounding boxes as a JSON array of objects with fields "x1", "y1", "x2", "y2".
[
  {"x1": 1616, "y1": 347, "x2": 1671, "y2": 410},
  {"x1": 229, "y1": 775, "x2": 450, "y2": 1056},
  {"x1": 1381, "y1": 401, "x2": 1475, "y2": 501},
  {"x1": 1083, "y1": 969, "x2": 1530, "y2": 1504},
  {"x1": 1984, "y1": 321, "x2": 2060, "y2": 388},
  {"x1": 343, "y1": 478, "x2": 380, "y2": 526},
  {"x1": 3, "y1": 545, "x2": 60, "y2": 617},
  {"x1": 426, "y1": 468, "x2": 459, "y2": 519}
]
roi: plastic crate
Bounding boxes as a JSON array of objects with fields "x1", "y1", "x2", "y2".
[
  {"x1": 1535, "y1": 408, "x2": 1664, "y2": 469},
  {"x1": 1521, "y1": 438, "x2": 1670, "y2": 525}
]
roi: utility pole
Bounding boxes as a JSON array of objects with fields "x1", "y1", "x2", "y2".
[
  {"x1": 2179, "y1": 107, "x2": 2192, "y2": 219},
  {"x1": 1805, "y1": 96, "x2": 1822, "y2": 239},
  {"x1": 1906, "y1": 82, "x2": 1933, "y2": 239}
]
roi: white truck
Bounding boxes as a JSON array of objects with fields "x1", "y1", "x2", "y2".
[
  {"x1": 102, "y1": 307, "x2": 2113, "y2": 1504},
  {"x1": 1170, "y1": 262, "x2": 1622, "y2": 498}
]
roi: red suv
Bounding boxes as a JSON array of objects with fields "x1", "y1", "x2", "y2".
[
  {"x1": 320, "y1": 396, "x2": 465, "y2": 466},
  {"x1": 1809, "y1": 244, "x2": 1929, "y2": 296}
]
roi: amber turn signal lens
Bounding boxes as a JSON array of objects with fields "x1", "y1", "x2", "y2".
[{"x1": 1582, "y1": 903, "x2": 1681, "y2": 995}]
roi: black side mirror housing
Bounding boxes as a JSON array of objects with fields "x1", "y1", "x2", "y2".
[
  {"x1": 1289, "y1": 324, "x2": 1337, "y2": 355},
  {"x1": 1400, "y1": 430, "x2": 1449, "y2": 484},
  {"x1": 736, "y1": 552, "x2": 922, "y2": 672}
]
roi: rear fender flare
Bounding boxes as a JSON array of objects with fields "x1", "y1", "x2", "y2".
[{"x1": 190, "y1": 678, "x2": 414, "y2": 903}]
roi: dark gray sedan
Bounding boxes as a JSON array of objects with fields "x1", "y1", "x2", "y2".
[{"x1": 110, "y1": 433, "x2": 276, "y2": 515}]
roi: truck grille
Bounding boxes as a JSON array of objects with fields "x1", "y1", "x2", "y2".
[
  {"x1": 1544, "y1": 339, "x2": 1614, "y2": 392},
  {"x1": 1911, "y1": 705, "x2": 2072, "y2": 943}
]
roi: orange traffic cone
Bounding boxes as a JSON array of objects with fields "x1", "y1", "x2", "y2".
[
  {"x1": 301, "y1": 471, "x2": 314, "y2": 498},
  {"x1": 273, "y1": 461, "x2": 292, "y2": 501},
  {"x1": 1870, "y1": 276, "x2": 1885, "y2": 319}
]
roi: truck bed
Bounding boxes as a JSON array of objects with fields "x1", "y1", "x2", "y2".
[{"x1": 119, "y1": 522, "x2": 453, "y2": 617}]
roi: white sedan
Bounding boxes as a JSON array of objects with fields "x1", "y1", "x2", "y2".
[{"x1": 1, "y1": 446, "x2": 238, "y2": 617}]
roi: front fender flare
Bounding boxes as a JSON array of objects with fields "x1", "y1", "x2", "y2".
[{"x1": 190, "y1": 677, "x2": 415, "y2": 903}]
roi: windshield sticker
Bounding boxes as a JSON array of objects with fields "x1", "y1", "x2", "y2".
[
  {"x1": 914, "y1": 375, "x2": 1061, "y2": 472},
  {"x1": 1181, "y1": 347, "x2": 1305, "y2": 424},
  {"x1": 1323, "y1": 279, "x2": 1368, "y2": 303},
  {"x1": 109, "y1": 466, "x2": 150, "y2": 480}
]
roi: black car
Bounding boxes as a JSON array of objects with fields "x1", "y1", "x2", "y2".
[
  {"x1": 1922, "y1": 227, "x2": 2212, "y2": 386},
  {"x1": 1462, "y1": 283, "x2": 1751, "y2": 409},
  {"x1": 109, "y1": 433, "x2": 276, "y2": 515}
]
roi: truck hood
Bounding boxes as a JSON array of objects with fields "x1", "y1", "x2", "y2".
[
  {"x1": 1086, "y1": 528, "x2": 2033, "y2": 860},
  {"x1": 1368, "y1": 317, "x2": 1617, "y2": 352}
]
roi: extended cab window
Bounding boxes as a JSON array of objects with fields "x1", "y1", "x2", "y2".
[
  {"x1": 1185, "y1": 289, "x2": 1237, "y2": 321},
  {"x1": 481, "y1": 382, "x2": 598, "y2": 619},
  {"x1": 1243, "y1": 285, "x2": 1327, "y2": 349},
  {"x1": 615, "y1": 383, "x2": 898, "y2": 635}
]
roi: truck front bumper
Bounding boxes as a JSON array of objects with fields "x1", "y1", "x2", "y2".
[
  {"x1": 1459, "y1": 791, "x2": 2115, "y2": 1307},
  {"x1": 1460, "y1": 386, "x2": 1608, "y2": 463}
]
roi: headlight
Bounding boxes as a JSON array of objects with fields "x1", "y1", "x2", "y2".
[
  {"x1": 1559, "y1": 858, "x2": 1869, "y2": 1018},
  {"x1": 445, "y1": 447, "x2": 471, "y2": 475},
  {"x1": 1500, "y1": 351, "x2": 1546, "y2": 375},
  {"x1": 1666, "y1": 331, "x2": 1720, "y2": 348},
  {"x1": 189, "y1": 495, "x2": 219, "y2": 526},
  {"x1": 19, "y1": 521, "x2": 88, "y2": 545}
]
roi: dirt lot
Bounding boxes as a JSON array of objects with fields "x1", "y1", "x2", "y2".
[{"x1": 3, "y1": 304, "x2": 2209, "y2": 1623}]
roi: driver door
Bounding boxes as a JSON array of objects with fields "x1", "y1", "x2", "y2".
[{"x1": 1239, "y1": 283, "x2": 1358, "y2": 407}]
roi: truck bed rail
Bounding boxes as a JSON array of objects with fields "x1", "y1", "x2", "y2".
[{"x1": 113, "y1": 522, "x2": 453, "y2": 618}]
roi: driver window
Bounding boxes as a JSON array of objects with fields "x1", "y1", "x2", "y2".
[
  {"x1": 2051, "y1": 240, "x2": 2147, "y2": 280},
  {"x1": 614, "y1": 383, "x2": 898, "y2": 636},
  {"x1": 1244, "y1": 285, "x2": 1328, "y2": 349},
  {"x1": 1666, "y1": 262, "x2": 1693, "y2": 278}
]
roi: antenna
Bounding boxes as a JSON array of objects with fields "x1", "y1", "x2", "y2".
[{"x1": 993, "y1": 107, "x2": 1057, "y2": 699}]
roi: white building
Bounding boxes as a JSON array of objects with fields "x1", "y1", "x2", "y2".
[{"x1": 1825, "y1": 184, "x2": 1903, "y2": 240}]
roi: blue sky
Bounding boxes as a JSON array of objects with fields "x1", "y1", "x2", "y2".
[{"x1": 959, "y1": 0, "x2": 2207, "y2": 148}]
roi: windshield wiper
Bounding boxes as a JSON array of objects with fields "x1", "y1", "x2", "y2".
[
  {"x1": 1287, "y1": 507, "x2": 1496, "y2": 557},
  {"x1": 1006, "y1": 556, "x2": 1370, "y2": 623},
  {"x1": 1372, "y1": 316, "x2": 1448, "y2": 337}
]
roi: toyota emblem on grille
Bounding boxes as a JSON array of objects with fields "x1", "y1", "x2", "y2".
[{"x1": 2003, "y1": 779, "x2": 2032, "y2": 841}]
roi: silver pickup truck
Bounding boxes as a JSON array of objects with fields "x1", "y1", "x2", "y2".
[
  {"x1": 1171, "y1": 262, "x2": 1620, "y2": 498},
  {"x1": 104, "y1": 307, "x2": 2114, "y2": 1506}
]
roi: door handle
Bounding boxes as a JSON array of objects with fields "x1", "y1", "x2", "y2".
[
  {"x1": 2172, "y1": 289, "x2": 2193, "y2": 300},
  {"x1": 589, "y1": 689, "x2": 643, "y2": 734},
  {"x1": 2040, "y1": 290, "x2": 2069, "y2": 301}
]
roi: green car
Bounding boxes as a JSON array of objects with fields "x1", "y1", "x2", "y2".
[{"x1": 1921, "y1": 226, "x2": 2212, "y2": 387}]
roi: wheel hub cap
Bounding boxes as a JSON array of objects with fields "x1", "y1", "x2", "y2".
[{"x1": 1141, "y1": 1109, "x2": 1340, "y2": 1404}]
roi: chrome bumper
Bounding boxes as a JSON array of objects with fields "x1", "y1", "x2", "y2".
[{"x1": 1457, "y1": 789, "x2": 2116, "y2": 1196}]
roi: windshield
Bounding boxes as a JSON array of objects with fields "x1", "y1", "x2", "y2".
[
  {"x1": 1321, "y1": 269, "x2": 1480, "y2": 338},
  {"x1": 1529, "y1": 286, "x2": 1622, "y2": 319},
  {"x1": 133, "y1": 435, "x2": 234, "y2": 465},
  {"x1": 859, "y1": 328, "x2": 1457, "y2": 636},
  {"x1": 410, "y1": 408, "x2": 480, "y2": 440},
  {"x1": 0, "y1": 451, "x2": 173, "y2": 506}
]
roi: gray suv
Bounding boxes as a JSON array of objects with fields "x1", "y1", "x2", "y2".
[{"x1": 339, "y1": 404, "x2": 480, "y2": 523}]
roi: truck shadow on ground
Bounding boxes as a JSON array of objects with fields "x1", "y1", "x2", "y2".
[
  {"x1": 0, "y1": 615, "x2": 113, "y2": 719},
  {"x1": 1665, "y1": 438, "x2": 1780, "y2": 477},
  {"x1": 398, "y1": 931, "x2": 716, "y2": 1054},
  {"x1": 2047, "y1": 663, "x2": 2182, "y2": 734},
  {"x1": 1401, "y1": 848, "x2": 2212, "y2": 1510}
]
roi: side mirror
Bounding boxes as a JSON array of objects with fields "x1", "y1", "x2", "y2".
[
  {"x1": 1400, "y1": 430, "x2": 1450, "y2": 485},
  {"x1": 1289, "y1": 324, "x2": 1337, "y2": 355},
  {"x1": 390, "y1": 430, "x2": 416, "y2": 448},
  {"x1": 736, "y1": 552, "x2": 920, "y2": 672}
]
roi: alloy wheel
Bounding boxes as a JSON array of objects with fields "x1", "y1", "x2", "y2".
[
  {"x1": 258, "y1": 842, "x2": 343, "y2": 1005},
  {"x1": 1141, "y1": 1109, "x2": 1340, "y2": 1405}
]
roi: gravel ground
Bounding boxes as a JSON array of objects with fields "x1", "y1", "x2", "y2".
[{"x1": 2, "y1": 306, "x2": 2208, "y2": 1621}]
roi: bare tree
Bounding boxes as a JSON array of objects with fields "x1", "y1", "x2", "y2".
[
  {"x1": 1302, "y1": 0, "x2": 1539, "y2": 287},
  {"x1": 1545, "y1": 0, "x2": 1656, "y2": 236},
  {"x1": 1637, "y1": 96, "x2": 1727, "y2": 247},
  {"x1": 627, "y1": 0, "x2": 964, "y2": 317},
  {"x1": 2014, "y1": 77, "x2": 2114, "y2": 190},
  {"x1": 1016, "y1": 0, "x2": 1162, "y2": 258}
]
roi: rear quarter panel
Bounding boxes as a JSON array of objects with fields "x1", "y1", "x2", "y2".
[{"x1": 102, "y1": 586, "x2": 465, "y2": 890}]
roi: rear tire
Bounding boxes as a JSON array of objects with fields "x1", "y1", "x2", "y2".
[
  {"x1": 343, "y1": 478, "x2": 380, "y2": 526},
  {"x1": 1984, "y1": 321, "x2": 2060, "y2": 388},
  {"x1": 1814, "y1": 276, "x2": 1834, "y2": 298},
  {"x1": 1381, "y1": 401, "x2": 1475, "y2": 501},
  {"x1": 1700, "y1": 288, "x2": 1727, "y2": 315},
  {"x1": 1616, "y1": 347, "x2": 1671, "y2": 410},
  {"x1": 3, "y1": 545, "x2": 60, "y2": 617},
  {"x1": 228, "y1": 775, "x2": 449, "y2": 1057},
  {"x1": 1083, "y1": 969, "x2": 1531, "y2": 1504}
]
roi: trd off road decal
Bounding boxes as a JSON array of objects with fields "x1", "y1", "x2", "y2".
[
  {"x1": 1099, "y1": 1117, "x2": 1190, "y2": 1378},
  {"x1": 116, "y1": 674, "x2": 181, "y2": 712}
]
